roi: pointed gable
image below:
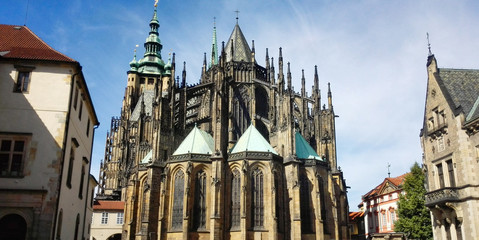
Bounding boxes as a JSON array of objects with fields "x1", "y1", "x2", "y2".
[
  {"x1": 225, "y1": 24, "x2": 252, "y2": 62},
  {"x1": 231, "y1": 124, "x2": 277, "y2": 154},
  {"x1": 173, "y1": 125, "x2": 214, "y2": 155},
  {"x1": 295, "y1": 132, "x2": 321, "y2": 160},
  {"x1": 362, "y1": 173, "x2": 409, "y2": 200}
]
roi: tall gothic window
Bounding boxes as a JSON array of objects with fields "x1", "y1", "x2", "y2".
[
  {"x1": 275, "y1": 172, "x2": 284, "y2": 233},
  {"x1": 172, "y1": 170, "x2": 184, "y2": 230},
  {"x1": 319, "y1": 177, "x2": 328, "y2": 233},
  {"x1": 252, "y1": 168, "x2": 264, "y2": 228},
  {"x1": 300, "y1": 174, "x2": 313, "y2": 233},
  {"x1": 193, "y1": 170, "x2": 207, "y2": 230},
  {"x1": 231, "y1": 169, "x2": 241, "y2": 229}
]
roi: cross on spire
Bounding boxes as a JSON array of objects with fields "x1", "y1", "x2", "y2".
[{"x1": 234, "y1": 10, "x2": 240, "y2": 24}]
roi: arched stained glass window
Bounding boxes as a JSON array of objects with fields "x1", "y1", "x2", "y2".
[
  {"x1": 193, "y1": 170, "x2": 207, "y2": 230},
  {"x1": 172, "y1": 170, "x2": 184, "y2": 230},
  {"x1": 231, "y1": 169, "x2": 241, "y2": 229},
  {"x1": 252, "y1": 168, "x2": 264, "y2": 228}
]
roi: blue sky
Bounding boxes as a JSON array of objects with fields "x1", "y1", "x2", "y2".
[{"x1": 3, "y1": 0, "x2": 479, "y2": 208}]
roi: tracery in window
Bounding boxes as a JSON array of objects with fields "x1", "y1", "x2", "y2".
[
  {"x1": 172, "y1": 170, "x2": 184, "y2": 230},
  {"x1": 251, "y1": 167, "x2": 264, "y2": 228},
  {"x1": 193, "y1": 170, "x2": 207, "y2": 230},
  {"x1": 231, "y1": 169, "x2": 241, "y2": 229}
]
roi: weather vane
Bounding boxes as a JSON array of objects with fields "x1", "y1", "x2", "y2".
[{"x1": 154, "y1": 0, "x2": 158, "y2": 7}]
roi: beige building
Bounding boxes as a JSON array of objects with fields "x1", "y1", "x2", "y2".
[
  {"x1": 0, "y1": 24, "x2": 99, "y2": 239},
  {"x1": 96, "y1": 5, "x2": 350, "y2": 240},
  {"x1": 90, "y1": 201, "x2": 124, "y2": 240},
  {"x1": 420, "y1": 52, "x2": 479, "y2": 239}
]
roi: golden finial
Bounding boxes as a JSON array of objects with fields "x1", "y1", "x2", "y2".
[{"x1": 154, "y1": 0, "x2": 158, "y2": 7}]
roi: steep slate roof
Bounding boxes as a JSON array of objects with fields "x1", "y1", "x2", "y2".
[
  {"x1": 131, "y1": 90, "x2": 155, "y2": 121},
  {"x1": 231, "y1": 124, "x2": 278, "y2": 154},
  {"x1": 225, "y1": 24, "x2": 253, "y2": 62},
  {"x1": 173, "y1": 125, "x2": 215, "y2": 155},
  {"x1": 362, "y1": 173, "x2": 408, "y2": 200},
  {"x1": 437, "y1": 68, "x2": 479, "y2": 119},
  {"x1": 295, "y1": 132, "x2": 321, "y2": 160},
  {"x1": 93, "y1": 200, "x2": 125, "y2": 210},
  {"x1": 0, "y1": 24, "x2": 75, "y2": 62}
]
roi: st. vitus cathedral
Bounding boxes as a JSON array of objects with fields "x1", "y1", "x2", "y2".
[{"x1": 97, "y1": 5, "x2": 350, "y2": 240}]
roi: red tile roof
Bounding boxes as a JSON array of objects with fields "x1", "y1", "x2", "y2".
[
  {"x1": 349, "y1": 211, "x2": 364, "y2": 221},
  {"x1": 362, "y1": 173, "x2": 409, "y2": 200},
  {"x1": 93, "y1": 201, "x2": 125, "y2": 210},
  {"x1": 0, "y1": 24, "x2": 75, "y2": 62}
]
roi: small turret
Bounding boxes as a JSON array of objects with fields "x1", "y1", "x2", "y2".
[
  {"x1": 182, "y1": 61, "x2": 187, "y2": 87},
  {"x1": 287, "y1": 62, "x2": 292, "y2": 93},
  {"x1": 328, "y1": 82, "x2": 333, "y2": 109},
  {"x1": 301, "y1": 69, "x2": 306, "y2": 97},
  {"x1": 278, "y1": 48, "x2": 284, "y2": 94}
]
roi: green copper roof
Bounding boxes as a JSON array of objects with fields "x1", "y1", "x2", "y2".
[
  {"x1": 295, "y1": 132, "x2": 321, "y2": 160},
  {"x1": 173, "y1": 125, "x2": 215, "y2": 155},
  {"x1": 140, "y1": 150, "x2": 153, "y2": 164},
  {"x1": 225, "y1": 24, "x2": 252, "y2": 62},
  {"x1": 231, "y1": 124, "x2": 277, "y2": 154}
]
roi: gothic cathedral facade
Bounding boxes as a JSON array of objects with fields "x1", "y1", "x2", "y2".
[{"x1": 97, "y1": 6, "x2": 350, "y2": 240}]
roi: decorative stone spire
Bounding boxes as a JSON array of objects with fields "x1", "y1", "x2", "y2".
[{"x1": 210, "y1": 17, "x2": 219, "y2": 67}]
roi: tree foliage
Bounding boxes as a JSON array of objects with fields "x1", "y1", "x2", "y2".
[{"x1": 395, "y1": 162, "x2": 432, "y2": 239}]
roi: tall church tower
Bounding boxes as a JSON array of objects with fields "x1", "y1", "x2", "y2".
[{"x1": 97, "y1": 4, "x2": 350, "y2": 240}]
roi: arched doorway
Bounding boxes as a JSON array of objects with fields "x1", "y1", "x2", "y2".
[
  {"x1": 107, "y1": 233, "x2": 122, "y2": 240},
  {"x1": 0, "y1": 214, "x2": 27, "y2": 240}
]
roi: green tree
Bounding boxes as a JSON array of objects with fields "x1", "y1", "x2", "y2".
[{"x1": 395, "y1": 162, "x2": 432, "y2": 239}]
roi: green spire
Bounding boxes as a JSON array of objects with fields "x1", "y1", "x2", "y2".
[
  {"x1": 137, "y1": 4, "x2": 165, "y2": 75},
  {"x1": 210, "y1": 17, "x2": 219, "y2": 67}
]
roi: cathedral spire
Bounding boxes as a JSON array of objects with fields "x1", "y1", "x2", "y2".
[
  {"x1": 136, "y1": 4, "x2": 165, "y2": 74},
  {"x1": 225, "y1": 16, "x2": 252, "y2": 62},
  {"x1": 210, "y1": 17, "x2": 219, "y2": 67}
]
